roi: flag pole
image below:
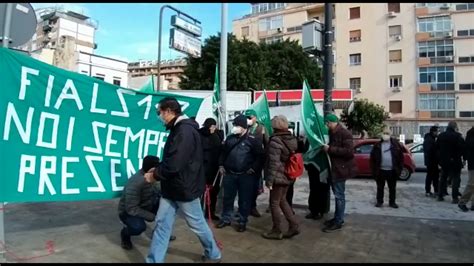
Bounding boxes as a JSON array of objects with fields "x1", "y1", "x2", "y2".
[{"x1": 219, "y1": 3, "x2": 228, "y2": 138}]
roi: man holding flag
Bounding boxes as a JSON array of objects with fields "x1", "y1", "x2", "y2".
[{"x1": 245, "y1": 92, "x2": 272, "y2": 217}]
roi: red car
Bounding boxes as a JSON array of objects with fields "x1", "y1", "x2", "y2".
[{"x1": 353, "y1": 139, "x2": 416, "y2": 181}]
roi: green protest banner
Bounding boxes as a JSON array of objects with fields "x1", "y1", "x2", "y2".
[
  {"x1": 0, "y1": 47, "x2": 203, "y2": 203},
  {"x1": 247, "y1": 90, "x2": 273, "y2": 136},
  {"x1": 138, "y1": 75, "x2": 155, "y2": 93},
  {"x1": 300, "y1": 80, "x2": 331, "y2": 181}
]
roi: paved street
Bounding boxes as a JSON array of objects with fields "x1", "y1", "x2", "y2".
[{"x1": 2, "y1": 171, "x2": 474, "y2": 263}]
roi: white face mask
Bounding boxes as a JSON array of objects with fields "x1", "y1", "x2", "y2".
[
  {"x1": 232, "y1": 126, "x2": 244, "y2": 135},
  {"x1": 247, "y1": 119, "x2": 254, "y2": 126},
  {"x1": 382, "y1": 134, "x2": 391, "y2": 141}
]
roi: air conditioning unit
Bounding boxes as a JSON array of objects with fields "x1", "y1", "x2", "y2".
[
  {"x1": 445, "y1": 31, "x2": 453, "y2": 38},
  {"x1": 440, "y1": 4, "x2": 450, "y2": 10},
  {"x1": 445, "y1": 56, "x2": 454, "y2": 62},
  {"x1": 395, "y1": 35, "x2": 402, "y2": 41},
  {"x1": 277, "y1": 27, "x2": 283, "y2": 33},
  {"x1": 388, "y1": 11, "x2": 397, "y2": 18},
  {"x1": 392, "y1": 86, "x2": 402, "y2": 92}
]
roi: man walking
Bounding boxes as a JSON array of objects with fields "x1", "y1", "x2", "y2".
[
  {"x1": 245, "y1": 109, "x2": 269, "y2": 218},
  {"x1": 322, "y1": 114, "x2": 356, "y2": 232},
  {"x1": 146, "y1": 97, "x2": 221, "y2": 263},
  {"x1": 216, "y1": 115, "x2": 265, "y2": 232},
  {"x1": 436, "y1": 121, "x2": 465, "y2": 203},
  {"x1": 370, "y1": 128, "x2": 404, "y2": 208},
  {"x1": 423, "y1": 126, "x2": 440, "y2": 197},
  {"x1": 458, "y1": 126, "x2": 474, "y2": 212}
]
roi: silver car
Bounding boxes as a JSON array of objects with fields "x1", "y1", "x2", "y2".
[{"x1": 408, "y1": 143, "x2": 426, "y2": 171}]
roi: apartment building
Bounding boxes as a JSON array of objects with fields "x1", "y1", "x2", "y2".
[
  {"x1": 20, "y1": 7, "x2": 129, "y2": 87},
  {"x1": 233, "y1": 3, "x2": 474, "y2": 137},
  {"x1": 128, "y1": 59, "x2": 187, "y2": 90}
]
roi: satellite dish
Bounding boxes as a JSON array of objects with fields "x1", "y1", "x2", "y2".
[{"x1": 0, "y1": 3, "x2": 37, "y2": 47}]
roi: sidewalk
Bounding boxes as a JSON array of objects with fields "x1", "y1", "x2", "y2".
[{"x1": 2, "y1": 176, "x2": 474, "y2": 263}]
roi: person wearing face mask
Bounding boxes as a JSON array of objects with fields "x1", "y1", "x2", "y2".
[
  {"x1": 145, "y1": 97, "x2": 221, "y2": 263},
  {"x1": 244, "y1": 109, "x2": 269, "y2": 218},
  {"x1": 423, "y1": 126, "x2": 440, "y2": 198},
  {"x1": 216, "y1": 115, "x2": 265, "y2": 232},
  {"x1": 321, "y1": 114, "x2": 357, "y2": 233},
  {"x1": 199, "y1": 118, "x2": 224, "y2": 220},
  {"x1": 370, "y1": 127, "x2": 404, "y2": 209}
]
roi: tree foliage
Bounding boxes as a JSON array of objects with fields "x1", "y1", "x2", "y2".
[
  {"x1": 179, "y1": 33, "x2": 321, "y2": 91},
  {"x1": 340, "y1": 99, "x2": 390, "y2": 138}
]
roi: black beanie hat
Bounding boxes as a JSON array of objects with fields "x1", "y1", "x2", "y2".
[{"x1": 233, "y1": 114, "x2": 248, "y2": 129}]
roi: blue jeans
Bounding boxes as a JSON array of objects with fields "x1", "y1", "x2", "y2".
[
  {"x1": 330, "y1": 180, "x2": 346, "y2": 225},
  {"x1": 146, "y1": 197, "x2": 221, "y2": 263},
  {"x1": 221, "y1": 173, "x2": 255, "y2": 225},
  {"x1": 120, "y1": 213, "x2": 147, "y2": 236}
]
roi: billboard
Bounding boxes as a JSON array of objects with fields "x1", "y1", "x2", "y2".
[
  {"x1": 171, "y1": 15, "x2": 202, "y2": 37},
  {"x1": 169, "y1": 28, "x2": 201, "y2": 58}
]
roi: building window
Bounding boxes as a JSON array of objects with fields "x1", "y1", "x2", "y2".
[
  {"x1": 389, "y1": 101, "x2": 402, "y2": 114},
  {"x1": 459, "y1": 83, "x2": 474, "y2": 90},
  {"x1": 349, "y1": 30, "x2": 361, "y2": 42},
  {"x1": 349, "y1": 7, "x2": 360, "y2": 19},
  {"x1": 349, "y1": 53, "x2": 361, "y2": 65},
  {"x1": 419, "y1": 93, "x2": 455, "y2": 118},
  {"x1": 457, "y1": 29, "x2": 474, "y2": 37},
  {"x1": 389, "y1": 50, "x2": 402, "y2": 63},
  {"x1": 455, "y1": 3, "x2": 474, "y2": 11},
  {"x1": 252, "y1": 3, "x2": 286, "y2": 14},
  {"x1": 419, "y1": 125, "x2": 448, "y2": 136},
  {"x1": 389, "y1": 25, "x2": 402, "y2": 37},
  {"x1": 458, "y1": 56, "x2": 474, "y2": 63},
  {"x1": 350, "y1": 78, "x2": 361, "y2": 90},
  {"x1": 259, "y1": 15, "x2": 283, "y2": 31},
  {"x1": 417, "y1": 16, "x2": 452, "y2": 37},
  {"x1": 460, "y1": 111, "x2": 474, "y2": 118},
  {"x1": 287, "y1": 26, "x2": 302, "y2": 33},
  {"x1": 93, "y1": 76, "x2": 105, "y2": 81},
  {"x1": 388, "y1": 3, "x2": 400, "y2": 13},
  {"x1": 390, "y1": 126, "x2": 402, "y2": 136},
  {"x1": 260, "y1": 35, "x2": 283, "y2": 44},
  {"x1": 390, "y1": 75, "x2": 403, "y2": 88},
  {"x1": 418, "y1": 40, "x2": 453, "y2": 59},
  {"x1": 241, "y1": 26, "x2": 249, "y2": 37},
  {"x1": 113, "y1": 79, "x2": 121, "y2": 86},
  {"x1": 419, "y1": 66, "x2": 454, "y2": 91}
]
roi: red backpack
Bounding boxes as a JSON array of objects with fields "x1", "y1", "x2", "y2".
[{"x1": 281, "y1": 140, "x2": 304, "y2": 180}]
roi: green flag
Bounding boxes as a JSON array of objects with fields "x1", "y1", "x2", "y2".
[
  {"x1": 247, "y1": 90, "x2": 273, "y2": 136},
  {"x1": 0, "y1": 47, "x2": 203, "y2": 203},
  {"x1": 212, "y1": 64, "x2": 220, "y2": 120},
  {"x1": 300, "y1": 80, "x2": 331, "y2": 181},
  {"x1": 138, "y1": 75, "x2": 155, "y2": 93}
]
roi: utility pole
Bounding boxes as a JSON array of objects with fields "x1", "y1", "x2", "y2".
[
  {"x1": 1, "y1": 4, "x2": 13, "y2": 262},
  {"x1": 323, "y1": 3, "x2": 333, "y2": 115},
  {"x1": 219, "y1": 3, "x2": 228, "y2": 136}
]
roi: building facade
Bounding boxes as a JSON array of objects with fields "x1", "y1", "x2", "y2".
[
  {"x1": 233, "y1": 3, "x2": 474, "y2": 137},
  {"x1": 128, "y1": 59, "x2": 187, "y2": 90}
]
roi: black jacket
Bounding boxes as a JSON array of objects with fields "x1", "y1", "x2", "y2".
[
  {"x1": 154, "y1": 116, "x2": 205, "y2": 202},
  {"x1": 436, "y1": 127, "x2": 465, "y2": 170},
  {"x1": 118, "y1": 170, "x2": 157, "y2": 222},
  {"x1": 199, "y1": 127, "x2": 223, "y2": 183},
  {"x1": 219, "y1": 131, "x2": 265, "y2": 174},
  {"x1": 370, "y1": 138, "x2": 404, "y2": 178},
  {"x1": 423, "y1": 132, "x2": 438, "y2": 167},
  {"x1": 466, "y1": 127, "x2": 474, "y2": 170}
]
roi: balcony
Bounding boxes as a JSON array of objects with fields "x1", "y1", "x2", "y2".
[
  {"x1": 418, "y1": 83, "x2": 455, "y2": 92},
  {"x1": 418, "y1": 56, "x2": 455, "y2": 66}
]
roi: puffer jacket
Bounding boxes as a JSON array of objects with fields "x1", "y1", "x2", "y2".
[
  {"x1": 118, "y1": 170, "x2": 157, "y2": 222},
  {"x1": 264, "y1": 131, "x2": 298, "y2": 186}
]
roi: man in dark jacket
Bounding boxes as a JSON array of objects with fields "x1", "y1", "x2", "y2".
[
  {"x1": 245, "y1": 109, "x2": 269, "y2": 218},
  {"x1": 199, "y1": 118, "x2": 223, "y2": 220},
  {"x1": 370, "y1": 128, "x2": 404, "y2": 208},
  {"x1": 322, "y1": 114, "x2": 357, "y2": 232},
  {"x1": 146, "y1": 97, "x2": 221, "y2": 263},
  {"x1": 118, "y1": 155, "x2": 162, "y2": 250},
  {"x1": 436, "y1": 121, "x2": 465, "y2": 203},
  {"x1": 458, "y1": 126, "x2": 474, "y2": 212},
  {"x1": 216, "y1": 114, "x2": 265, "y2": 232},
  {"x1": 423, "y1": 126, "x2": 440, "y2": 197}
]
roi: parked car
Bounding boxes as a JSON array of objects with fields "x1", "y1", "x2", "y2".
[
  {"x1": 407, "y1": 143, "x2": 426, "y2": 171},
  {"x1": 353, "y1": 139, "x2": 416, "y2": 181}
]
